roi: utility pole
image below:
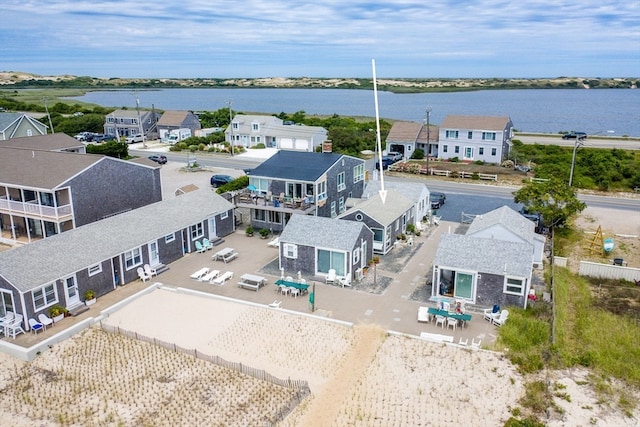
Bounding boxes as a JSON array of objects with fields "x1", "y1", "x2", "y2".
[
  {"x1": 132, "y1": 91, "x2": 146, "y2": 148},
  {"x1": 425, "y1": 106, "x2": 432, "y2": 175},
  {"x1": 227, "y1": 100, "x2": 234, "y2": 156},
  {"x1": 43, "y1": 98, "x2": 54, "y2": 134},
  {"x1": 568, "y1": 138, "x2": 583, "y2": 187}
]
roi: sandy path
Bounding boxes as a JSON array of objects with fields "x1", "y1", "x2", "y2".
[{"x1": 297, "y1": 323, "x2": 386, "y2": 427}]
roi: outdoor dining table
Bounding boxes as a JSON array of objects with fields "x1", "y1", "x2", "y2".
[
  {"x1": 240, "y1": 274, "x2": 267, "y2": 287},
  {"x1": 275, "y1": 279, "x2": 310, "y2": 293},
  {"x1": 212, "y1": 247, "x2": 237, "y2": 263},
  {"x1": 428, "y1": 307, "x2": 472, "y2": 326}
]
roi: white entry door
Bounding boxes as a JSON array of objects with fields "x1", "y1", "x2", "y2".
[
  {"x1": 148, "y1": 241, "x2": 159, "y2": 267},
  {"x1": 208, "y1": 218, "x2": 217, "y2": 240},
  {"x1": 65, "y1": 276, "x2": 80, "y2": 306}
]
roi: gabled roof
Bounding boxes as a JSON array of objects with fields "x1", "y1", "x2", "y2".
[
  {"x1": 341, "y1": 190, "x2": 414, "y2": 225},
  {"x1": 229, "y1": 114, "x2": 326, "y2": 138},
  {"x1": 466, "y1": 206, "x2": 535, "y2": 243},
  {"x1": 280, "y1": 215, "x2": 370, "y2": 251},
  {"x1": 434, "y1": 233, "x2": 532, "y2": 278},
  {"x1": 250, "y1": 151, "x2": 347, "y2": 182},
  {"x1": 0, "y1": 112, "x2": 48, "y2": 137},
  {"x1": 441, "y1": 115, "x2": 511, "y2": 131},
  {"x1": 386, "y1": 121, "x2": 439, "y2": 143},
  {"x1": 0, "y1": 188, "x2": 233, "y2": 292},
  {"x1": 107, "y1": 109, "x2": 142, "y2": 118},
  {"x1": 157, "y1": 110, "x2": 195, "y2": 126},
  {"x1": 0, "y1": 133, "x2": 85, "y2": 152},
  {"x1": 364, "y1": 180, "x2": 430, "y2": 204},
  {"x1": 0, "y1": 147, "x2": 104, "y2": 189}
]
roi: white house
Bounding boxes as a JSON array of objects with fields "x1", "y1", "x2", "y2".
[{"x1": 438, "y1": 115, "x2": 513, "y2": 163}]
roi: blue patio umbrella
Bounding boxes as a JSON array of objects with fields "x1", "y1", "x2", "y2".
[{"x1": 247, "y1": 185, "x2": 257, "y2": 191}]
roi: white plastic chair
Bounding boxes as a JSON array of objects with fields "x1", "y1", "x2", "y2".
[
  {"x1": 38, "y1": 313, "x2": 54, "y2": 330},
  {"x1": 144, "y1": 264, "x2": 157, "y2": 278},
  {"x1": 290, "y1": 288, "x2": 300, "y2": 298},
  {"x1": 137, "y1": 267, "x2": 150, "y2": 282},
  {"x1": 29, "y1": 318, "x2": 44, "y2": 335},
  {"x1": 493, "y1": 310, "x2": 509, "y2": 327},
  {"x1": 446, "y1": 317, "x2": 457, "y2": 331},
  {"x1": 434, "y1": 315, "x2": 446, "y2": 329},
  {"x1": 325, "y1": 269, "x2": 336, "y2": 285},
  {"x1": 6, "y1": 314, "x2": 25, "y2": 339}
]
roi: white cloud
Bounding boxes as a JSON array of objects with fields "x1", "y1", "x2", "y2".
[{"x1": 2, "y1": 0, "x2": 638, "y2": 77}]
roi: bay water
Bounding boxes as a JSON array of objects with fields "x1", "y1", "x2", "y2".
[{"x1": 69, "y1": 88, "x2": 640, "y2": 137}]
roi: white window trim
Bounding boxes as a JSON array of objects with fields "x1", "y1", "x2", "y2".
[
  {"x1": 353, "y1": 164, "x2": 365, "y2": 183},
  {"x1": 503, "y1": 276, "x2": 525, "y2": 296},
  {"x1": 284, "y1": 243, "x2": 298, "y2": 259},
  {"x1": 220, "y1": 211, "x2": 229, "y2": 219},
  {"x1": 124, "y1": 247, "x2": 143, "y2": 270},
  {"x1": 190, "y1": 223, "x2": 204, "y2": 240},
  {"x1": 33, "y1": 283, "x2": 57, "y2": 310},
  {"x1": 165, "y1": 233, "x2": 176, "y2": 243},
  {"x1": 88, "y1": 264, "x2": 102, "y2": 277}
]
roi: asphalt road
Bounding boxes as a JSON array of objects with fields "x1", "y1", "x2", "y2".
[
  {"x1": 515, "y1": 133, "x2": 640, "y2": 150},
  {"x1": 132, "y1": 147, "x2": 640, "y2": 224}
]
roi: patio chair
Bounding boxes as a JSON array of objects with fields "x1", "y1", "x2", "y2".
[
  {"x1": 290, "y1": 288, "x2": 300, "y2": 298},
  {"x1": 458, "y1": 338, "x2": 468, "y2": 346},
  {"x1": 38, "y1": 313, "x2": 54, "y2": 330},
  {"x1": 267, "y1": 237, "x2": 279, "y2": 247},
  {"x1": 492, "y1": 310, "x2": 509, "y2": 327},
  {"x1": 325, "y1": 269, "x2": 336, "y2": 285},
  {"x1": 144, "y1": 264, "x2": 157, "y2": 278},
  {"x1": 195, "y1": 240, "x2": 206, "y2": 253},
  {"x1": 434, "y1": 315, "x2": 446, "y2": 329},
  {"x1": 202, "y1": 238, "x2": 214, "y2": 251},
  {"x1": 446, "y1": 317, "x2": 457, "y2": 331},
  {"x1": 471, "y1": 338, "x2": 482, "y2": 350},
  {"x1": 137, "y1": 267, "x2": 150, "y2": 283},
  {"x1": 28, "y1": 318, "x2": 44, "y2": 335},
  {"x1": 483, "y1": 304, "x2": 500, "y2": 322},
  {"x1": 268, "y1": 300, "x2": 282, "y2": 308},
  {"x1": 5, "y1": 314, "x2": 25, "y2": 339},
  {"x1": 201, "y1": 270, "x2": 220, "y2": 282}
]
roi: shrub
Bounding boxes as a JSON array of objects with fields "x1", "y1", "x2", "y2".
[
  {"x1": 254, "y1": 143, "x2": 266, "y2": 149},
  {"x1": 259, "y1": 228, "x2": 270, "y2": 238},
  {"x1": 411, "y1": 148, "x2": 424, "y2": 159},
  {"x1": 245, "y1": 226, "x2": 254, "y2": 236}
]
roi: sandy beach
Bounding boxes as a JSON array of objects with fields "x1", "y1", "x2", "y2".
[{"x1": 1, "y1": 286, "x2": 637, "y2": 426}]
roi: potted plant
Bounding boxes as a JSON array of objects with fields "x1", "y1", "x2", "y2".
[
  {"x1": 84, "y1": 290, "x2": 97, "y2": 306},
  {"x1": 49, "y1": 304, "x2": 67, "y2": 323},
  {"x1": 245, "y1": 226, "x2": 254, "y2": 237},
  {"x1": 259, "y1": 228, "x2": 270, "y2": 239}
]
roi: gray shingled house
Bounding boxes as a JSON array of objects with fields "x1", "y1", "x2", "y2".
[
  {"x1": 156, "y1": 110, "x2": 201, "y2": 140},
  {"x1": 278, "y1": 215, "x2": 373, "y2": 283},
  {"x1": 0, "y1": 144, "x2": 162, "y2": 245},
  {"x1": 0, "y1": 188, "x2": 234, "y2": 333},
  {"x1": 431, "y1": 206, "x2": 541, "y2": 309},
  {"x1": 385, "y1": 120, "x2": 440, "y2": 160},
  {"x1": 338, "y1": 190, "x2": 415, "y2": 255},
  {"x1": 363, "y1": 180, "x2": 431, "y2": 229},
  {"x1": 240, "y1": 151, "x2": 366, "y2": 232}
]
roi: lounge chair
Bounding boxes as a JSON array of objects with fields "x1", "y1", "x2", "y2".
[
  {"x1": 29, "y1": 318, "x2": 44, "y2": 335},
  {"x1": 201, "y1": 270, "x2": 220, "y2": 282},
  {"x1": 202, "y1": 238, "x2": 214, "y2": 251},
  {"x1": 144, "y1": 264, "x2": 157, "y2": 278},
  {"x1": 483, "y1": 304, "x2": 501, "y2": 322},
  {"x1": 212, "y1": 271, "x2": 233, "y2": 285},
  {"x1": 195, "y1": 241, "x2": 206, "y2": 253},
  {"x1": 190, "y1": 267, "x2": 209, "y2": 280},
  {"x1": 268, "y1": 300, "x2": 282, "y2": 308},
  {"x1": 267, "y1": 237, "x2": 280, "y2": 247},
  {"x1": 38, "y1": 313, "x2": 54, "y2": 330},
  {"x1": 417, "y1": 307, "x2": 431, "y2": 323}
]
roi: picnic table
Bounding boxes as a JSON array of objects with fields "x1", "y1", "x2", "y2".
[
  {"x1": 238, "y1": 274, "x2": 267, "y2": 291},
  {"x1": 212, "y1": 247, "x2": 238, "y2": 263},
  {"x1": 427, "y1": 307, "x2": 472, "y2": 326},
  {"x1": 275, "y1": 279, "x2": 309, "y2": 293}
]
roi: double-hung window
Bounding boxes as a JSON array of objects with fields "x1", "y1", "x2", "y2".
[
  {"x1": 33, "y1": 283, "x2": 57, "y2": 310},
  {"x1": 445, "y1": 130, "x2": 459, "y2": 139},
  {"x1": 190, "y1": 223, "x2": 203, "y2": 240},
  {"x1": 284, "y1": 243, "x2": 297, "y2": 259},
  {"x1": 317, "y1": 180, "x2": 327, "y2": 201},
  {"x1": 482, "y1": 132, "x2": 497, "y2": 141},
  {"x1": 125, "y1": 248, "x2": 142, "y2": 270},
  {"x1": 353, "y1": 164, "x2": 365, "y2": 183}
]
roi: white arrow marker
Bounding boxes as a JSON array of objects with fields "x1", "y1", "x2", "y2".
[{"x1": 372, "y1": 59, "x2": 387, "y2": 204}]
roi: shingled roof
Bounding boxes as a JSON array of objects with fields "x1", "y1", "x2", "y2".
[{"x1": 441, "y1": 115, "x2": 511, "y2": 130}]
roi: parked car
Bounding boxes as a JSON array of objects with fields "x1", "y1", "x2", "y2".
[
  {"x1": 74, "y1": 132, "x2": 96, "y2": 142},
  {"x1": 210, "y1": 174, "x2": 234, "y2": 188},
  {"x1": 562, "y1": 132, "x2": 587, "y2": 140},
  {"x1": 387, "y1": 151, "x2": 403, "y2": 162},
  {"x1": 93, "y1": 134, "x2": 117, "y2": 143},
  {"x1": 430, "y1": 192, "x2": 446, "y2": 209},
  {"x1": 125, "y1": 134, "x2": 144, "y2": 144},
  {"x1": 148, "y1": 154, "x2": 167, "y2": 164},
  {"x1": 375, "y1": 156, "x2": 395, "y2": 170}
]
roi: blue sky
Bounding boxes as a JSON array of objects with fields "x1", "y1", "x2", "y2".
[{"x1": 2, "y1": 1, "x2": 639, "y2": 78}]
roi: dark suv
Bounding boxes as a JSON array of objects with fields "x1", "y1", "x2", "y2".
[
  {"x1": 210, "y1": 174, "x2": 234, "y2": 188},
  {"x1": 431, "y1": 192, "x2": 446, "y2": 209},
  {"x1": 562, "y1": 132, "x2": 587, "y2": 140}
]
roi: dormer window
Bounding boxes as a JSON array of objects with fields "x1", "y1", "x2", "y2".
[
  {"x1": 232, "y1": 122, "x2": 239, "y2": 130},
  {"x1": 252, "y1": 122, "x2": 260, "y2": 132}
]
